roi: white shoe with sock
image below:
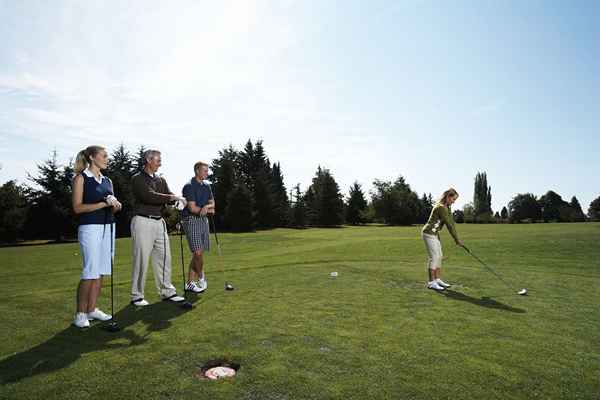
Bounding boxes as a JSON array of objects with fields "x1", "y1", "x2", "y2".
[
  {"x1": 436, "y1": 278, "x2": 451, "y2": 288},
  {"x1": 73, "y1": 312, "x2": 90, "y2": 328},
  {"x1": 87, "y1": 308, "x2": 112, "y2": 321},
  {"x1": 428, "y1": 281, "x2": 445, "y2": 291}
]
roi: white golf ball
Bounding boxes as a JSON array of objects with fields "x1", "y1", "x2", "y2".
[{"x1": 330, "y1": 272, "x2": 338, "y2": 277}]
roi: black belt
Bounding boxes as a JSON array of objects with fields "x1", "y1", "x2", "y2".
[{"x1": 137, "y1": 214, "x2": 163, "y2": 220}]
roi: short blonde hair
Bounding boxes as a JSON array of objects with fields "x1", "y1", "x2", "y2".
[{"x1": 194, "y1": 161, "x2": 209, "y2": 175}]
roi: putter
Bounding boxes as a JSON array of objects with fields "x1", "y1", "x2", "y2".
[
  {"x1": 176, "y1": 202, "x2": 194, "y2": 309},
  {"x1": 103, "y1": 220, "x2": 120, "y2": 332},
  {"x1": 462, "y1": 245, "x2": 527, "y2": 296},
  {"x1": 207, "y1": 184, "x2": 234, "y2": 291}
]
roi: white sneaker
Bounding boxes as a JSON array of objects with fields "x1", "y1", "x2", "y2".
[
  {"x1": 87, "y1": 308, "x2": 112, "y2": 321},
  {"x1": 163, "y1": 294, "x2": 185, "y2": 303},
  {"x1": 436, "y1": 278, "x2": 451, "y2": 288},
  {"x1": 131, "y1": 298, "x2": 149, "y2": 307},
  {"x1": 428, "y1": 281, "x2": 445, "y2": 291},
  {"x1": 73, "y1": 312, "x2": 90, "y2": 328},
  {"x1": 185, "y1": 281, "x2": 204, "y2": 293},
  {"x1": 199, "y1": 278, "x2": 207, "y2": 291}
]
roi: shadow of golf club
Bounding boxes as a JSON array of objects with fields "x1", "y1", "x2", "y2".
[
  {"x1": 0, "y1": 297, "x2": 200, "y2": 384},
  {"x1": 438, "y1": 290, "x2": 526, "y2": 313}
]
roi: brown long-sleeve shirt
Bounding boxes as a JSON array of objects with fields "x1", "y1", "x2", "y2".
[{"x1": 131, "y1": 171, "x2": 173, "y2": 216}]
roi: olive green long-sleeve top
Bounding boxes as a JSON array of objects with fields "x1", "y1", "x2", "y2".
[
  {"x1": 131, "y1": 171, "x2": 173, "y2": 216},
  {"x1": 422, "y1": 204, "x2": 460, "y2": 244}
]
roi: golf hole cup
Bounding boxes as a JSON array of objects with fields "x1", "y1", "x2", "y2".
[{"x1": 330, "y1": 272, "x2": 338, "y2": 278}]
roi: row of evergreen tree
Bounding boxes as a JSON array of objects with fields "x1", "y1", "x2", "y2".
[
  {"x1": 449, "y1": 172, "x2": 591, "y2": 224},
  {"x1": 1, "y1": 143, "x2": 599, "y2": 243}
]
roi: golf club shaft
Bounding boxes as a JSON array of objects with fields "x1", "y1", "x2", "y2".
[
  {"x1": 110, "y1": 221, "x2": 115, "y2": 319},
  {"x1": 179, "y1": 211, "x2": 188, "y2": 300},
  {"x1": 463, "y1": 246, "x2": 516, "y2": 292}
]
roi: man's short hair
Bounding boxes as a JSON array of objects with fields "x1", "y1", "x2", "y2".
[
  {"x1": 143, "y1": 149, "x2": 161, "y2": 165},
  {"x1": 194, "y1": 161, "x2": 209, "y2": 175}
]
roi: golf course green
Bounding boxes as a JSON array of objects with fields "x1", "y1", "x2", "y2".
[{"x1": 1, "y1": 223, "x2": 599, "y2": 399}]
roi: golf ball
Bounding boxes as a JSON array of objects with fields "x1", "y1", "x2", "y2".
[{"x1": 330, "y1": 272, "x2": 338, "y2": 277}]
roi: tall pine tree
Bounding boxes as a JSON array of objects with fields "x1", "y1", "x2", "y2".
[
  {"x1": 473, "y1": 172, "x2": 492, "y2": 221},
  {"x1": 106, "y1": 144, "x2": 136, "y2": 236},
  {"x1": 346, "y1": 182, "x2": 368, "y2": 225},
  {"x1": 271, "y1": 162, "x2": 290, "y2": 227},
  {"x1": 210, "y1": 145, "x2": 240, "y2": 230},
  {"x1": 26, "y1": 151, "x2": 75, "y2": 241},
  {"x1": 291, "y1": 184, "x2": 307, "y2": 228}
]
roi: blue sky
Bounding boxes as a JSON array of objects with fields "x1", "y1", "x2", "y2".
[{"x1": 1, "y1": 0, "x2": 598, "y2": 212}]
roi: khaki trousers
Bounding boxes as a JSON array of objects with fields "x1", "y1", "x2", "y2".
[{"x1": 130, "y1": 216, "x2": 177, "y2": 300}]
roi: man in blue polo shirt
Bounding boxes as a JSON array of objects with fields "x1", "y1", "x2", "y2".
[{"x1": 181, "y1": 161, "x2": 215, "y2": 293}]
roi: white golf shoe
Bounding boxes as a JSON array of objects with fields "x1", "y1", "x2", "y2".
[
  {"x1": 436, "y1": 278, "x2": 451, "y2": 288},
  {"x1": 87, "y1": 308, "x2": 112, "y2": 321},
  {"x1": 162, "y1": 294, "x2": 185, "y2": 303},
  {"x1": 199, "y1": 278, "x2": 207, "y2": 291},
  {"x1": 186, "y1": 281, "x2": 204, "y2": 293},
  {"x1": 131, "y1": 298, "x2": 149, "y2": 307},
  {"x1": 428, "y1": 281, "x2": 445, "y2": 291},
  {"x1": 73, "y1": 312, "x2": 90, "y2": 328}
]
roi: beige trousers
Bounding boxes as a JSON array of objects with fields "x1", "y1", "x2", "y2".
[{"x1": 130, "y1": 216, "x2": 177, "y2": 300}]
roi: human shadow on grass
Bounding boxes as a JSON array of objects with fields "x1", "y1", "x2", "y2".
[
  {"x1": 438, "y1": 290, "x2": 526, "y2": 313},
  {"x1": 0, "y1": 295, "x2": 200, "y2": 384}
]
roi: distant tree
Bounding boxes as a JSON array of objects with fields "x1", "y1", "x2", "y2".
[
  {"x1": 589, "y1": 196, "x2": 600, "y2": 221},
  {"x1": 210, "y1": 145, "x2": 240, "y2": 230},
  {"x1": 500, "y1": 206, "x2": 509, "y2": 220},
  {"x1": 453, "y1": 209, "x2": 465, "y2": 223},
  {"x1": 539, "y1": 190, "x2": 566, "y2": 222},
  {"x1": 0, "y1": 181, "x2": 28, "y2": 242},
  {"x1": 463, "y1": 203, "x2": 475, "y2": 223},
  {"x1": 508, "y1": 193, "x2": 542, "y2": 223},
  {"x1": 346, "y1": 182, "x2": 368, "y2": 225},
  {"x1": 225, "y1": 184, "x2": 254, "y2": 232},
  {"x1": 26, "y1": 151, "x2": 75, "y2": 241},
  {"x1": 271, "y1": 162, "x2": 290, "y2": 227},
  {"x1": 305, "y1": 167, "x2": 344, "y2": 226},
  {"x1": 569, "y1": 196, "x2": 586, "y2": 222},
  {"x1": 134, "y1": 145, "x2": 147, "y2": 172},
  {"x1": 473, "y1": 172, "x2": 492, "y2": 221},
  {"x1": 106, "y1": 144, "x2": 136, "y2": 237},
  {"x1": 291, "y1": 184, "x2": 307, "y2": 228},
  {"x1": 371, "y1": 176, "x2": 421, "y2": 226},
  {"x1": 418, "y1": 193, "x2": 434, "y2": 224}
]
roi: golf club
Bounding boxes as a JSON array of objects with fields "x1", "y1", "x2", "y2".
[
  {"x1": 176, "y1": 201, "x2": 194, "y2": 309},
  {"x1": 462, "y1": 245, "x2": 527, "y2": 296},
  {"x1": 207, "y1": 183, "x2": 233, "y2": 291},
  {"x1": 103, "y1": 218, "x2": 120, "y2": 332}
]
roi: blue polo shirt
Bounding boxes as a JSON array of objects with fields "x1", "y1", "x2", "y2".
[
  {"x1": 182, "y1": 178, "x2": 213, "y2": 218},
  {"x1": 79, "y1": 169, "x2": 115, "y2": 225}
]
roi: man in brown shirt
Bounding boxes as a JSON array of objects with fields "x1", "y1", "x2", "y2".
[{"x1": 130, "y1": 149, "x2": 186, "y2": 306}]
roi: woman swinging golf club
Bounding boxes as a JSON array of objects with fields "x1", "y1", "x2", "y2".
[
  {"x1": 71, "y1": 145, "x2": 122, "y2": 328},
  {"x1": 422, "y1": 188, "x2": 464, "y2": 291},
  {"x1": 180, "y1": 161, "x2": 215, "y2": 293}
]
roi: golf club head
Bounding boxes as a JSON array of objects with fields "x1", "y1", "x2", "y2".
[
  {"x1": 518, "y1": 288, "x2": 528, "y2": 296},
  {"x1": 225, "y1": 282, "x2": 234, "y2": 291},
  {"x1": 102, "y1": 320, "x2": 121, "y2": 333},
  {"x1": 180, "y1": 301, "x2": 194, "y2": 309}
]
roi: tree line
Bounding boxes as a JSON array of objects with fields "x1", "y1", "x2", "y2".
[{"x1": 1, "y1": 143, "x2": 599, "y2": 243}]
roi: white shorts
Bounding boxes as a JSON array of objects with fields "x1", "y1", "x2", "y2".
[
  {"x1": 78, "y1": 223, "x2": 115, "y2": 280},
  {"x1": 422, "y1": 233, "x2": 443, "y2": 270}
]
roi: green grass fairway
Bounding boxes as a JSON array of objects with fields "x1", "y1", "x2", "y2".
[{"x1": 1, "y1": 223, "x2": 599, "y2": 399}]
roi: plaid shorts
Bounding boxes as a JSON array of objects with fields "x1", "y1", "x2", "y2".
[{"x1": 182, "y1": 215, "x2": 210, "y2": 253}]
